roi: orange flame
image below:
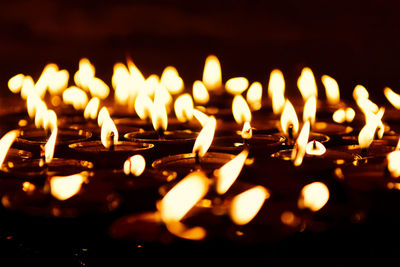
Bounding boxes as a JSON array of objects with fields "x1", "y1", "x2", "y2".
[
  {"x1": 192, "y1": 116, "x2": 217, "y2": 157},
  {"x1": 230, "y1": 185, "x2": 270, "y2": 225},
  {"x1": 97, "y1": 107, "x2": 110, "y2": 127},
  {"x1": 297, "y1": 67, "x2": 318, "y2": 101},
  {"x1": 280, "y1": 100, "x2": 299, "y2": 137},
  {"x1": 100, "y1": 116, "x2": 119, "y2": 149},
  {"x1": 232, "y1": 95, "x2": 252, "y2": 125},
  {"x1": 83, "y1": 97, "x2": 100, "y2": 120},
  {"x1": 193, "y1": 109, "x2": 209, "y2": 127},
  {"x1": 298, "y1": 182, "x2": 329, "y2": 212},
  {"x1": 225, "y1": 77, "x2": 249, "y2": 95},
  {"x1": 50, "y1": 172, "x2": 88, "y2": 201},
  {"x1": 241, "y1": 121, "x2": 252, "y2": 140},
  {"x1": 303, "y1": 96, "x2": 317, "y2": 125},
  {"x1": 384, "y1": 87, "x2": 400, "y2": 109},
  {"x1": 192, "y1": 80, "x2": 210, "y2": 105},
  {"x1": 174, "y1": 94, "x2": 194, "y2": 122},
  {"x1": 62, "y1": 86, "x2": 89, "y2": 110},
  {"x1": 202, "y1": 55, "x2": 222, "y2": 91},
  {"x1": 74, "y1": 58, "x2": 95, "y2": 90},
  {"x1": 321, "y1": 75, "x2": 340, "y2": 105},
  {"x1": 160, "y1": 66, "x2": 184, "y2": 95},
  {"x1": 246, "y1": 82, "x2": 262, "y2": 111},
  {"x1": 291, "y1": 121, "x2": 310, "y2": 166},
  {"x1": 151, "y1": 99, "x2": 168, "y2": 132},
  {"x1": 214, "y1": 149, "x2": 249, "y2": 194},
  {"x1": 123, "y1": 155, "x2": 146, "y2": 176},
  {"x1": 8, "y1": 74, "x2": 25, "y2": 94},
  {"x1": 387, "y1": 151, "x2": 400, "y2": 178},
  {"x1": 134, "y1": 94, "x2": 153, "y2": 120},
  {"x1": 0, "y1": 130, "x2": 20, "y2": 168}
]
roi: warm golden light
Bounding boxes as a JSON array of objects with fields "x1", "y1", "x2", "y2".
[
  {"x1": 21, "y1": 76, "x2": 35, "y2": 100},
  {"x1": 358, "y1": 109, "x2": 383, "y2": 148},
  {"x1": 50, "y1": 172, "x2": 88, "y2": 201},
  {"x1": 151, "y1": 99, "x2": 168, "y2": 132},
  {"x1": 34, "y1": 63, "x2": 59, "y2": 98},
  {"x1": 384, "y1": 87, "x2": 400, "y2": 109},
  {"x1": 332, "y1": 109, "x2": 346, "y2": 123},
  {"x1": 74, "y1": 58, "x2": 95, "y2": 90},
  {"x1": 268, "y1": 69, "x2": 285, "y2": 99},
  {"x1": 22, "y1": 181, "x2": 36, "y2": 194},
  {"x1": 174, "y1": 94, "x2": 194, "y2": 123},
  {"x1": 305, "y1": 140, "x2": 326, "y2": 156},
  {"x1": 303, "y1": 96, "x2": 317, "y2": 126},
  {"x1": 202, "y1": 55, "x2": 222, "y2": 91},
  {"x1": 112, "y1": 62, "x2": 130, "y2": 90},
  {"x1": 297, "y1": 67, "x2": 318, "y2": 101},
  {"x1": 321, "y1": 75, "x2": 340, "y2": 105},
  {"x1": 160, "y1": 66, "x2": 184, "y2": 95},
  {"x1": 214, "y1": 149, "x2": 249, "y2": 194},
  {"x1": 387, "y1": 151, "x2": 400, "y2": 178},
  {"x1": 345, "y1": 107, "x2": 356, "y2": 122},
  {"x1": 241, "y1": 121, "x2": 252, "y2": 140},
  {"x1": 353, "y1": 85, "x2": 369, "y2": 101},
  {"x1": 134, "y1": 94, "x2": 153, "y2": 120},
  {"x1": 193, "y1": 109, "x2": 209, "y2": 127},
  {"x1": 0, "y1": 130, "x2": 20, "y2": 168},
  {"x1": 246, "y1": 82, "x2": 262, "y2": 111},
  {"x1": 62, "y1": 86, "x2": 89, "y2": 110},
  {"x1": 298, "y1": 182, "x2": 329, "y2": 212},
  {"x1": 232, "y1": 95, "x2": 252, "y2": 125},
  {"x1": 225, "y1": 77, "x2": 249, "y2": 95},
  {"x1": 101, "y1": 116, "x2": 119, "y2": 149},
  {"x1": 123, "y1": 155, "x2": 146, "y2": 176},
  {"x1": 164, "y1": 221, "x2": 207, "y2": 241},
  {"x1": 192, "y1": 116, "x2": 217, "y2": 157},
  {"x1": 83, "y1": 97, "x2": 100, "y2": 120},
  {"x1": 291, "y1": 121, "x2": 310, "y2": 166},
  {"x1": 8, "y1": 74, "x2": 25, "y2": 94},
  {"x1": 97, "y1": 107, "x2": 110, "y2": 127},
  {"x1": 48, "y1": 69, "x2": 69, "y2": 95},
  {"x1": 192, "y1": 80, "x2": 209, "y2": 105},
  {"x1": 280, "y1": 100, "x2": 299, "y2": 137},
  {"x1": 159, "y1": 171, "x2": 209, "y2": 223},
  {"x1": 88, "y1": 77, "x2": 110, "y2": 100},
  {"x1": 44, "y1": 126, "x2": 58, "y2": 164},
  {"x1": 230, "y1": 185, "x2": 270, "y2": 225}
]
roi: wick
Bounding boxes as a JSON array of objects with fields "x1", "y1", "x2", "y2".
[
  {"x1": 360, "y1": 147, "x2": 368, "y2": 158},
  {"x1": 288, "y1": 124, "x2": 294, "y2": 140},
  {"x1": 109, "y1": 132, "x2": 115, "y2": 151},
  {"x1": 195, "y1": 151, "x2": 200, "y2": 167},
  {"x1": 39, "y1": 145, "x2": 48, "y2": 170},
  {"x1": 312, "y1": 140, "x2": 317, "y2": 150},
  {"x1": 157, "y1": 128, "x2": 165, "y2": 140}
]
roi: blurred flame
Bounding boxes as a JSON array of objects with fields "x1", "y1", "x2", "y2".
[
  {"x1": 225, "y1": 77, "x2": 249, "y2": 95},
  {"x1": 84, "y1": 97, "x2": 100, "y2": 120},
  {"x1": 192, "y1": 80, "x2": 209, "y2": 105},
  {"x1": 0, "y1": 130, "x2": 20, "y2": 168},
  {"x1": 101, "y1": 116, "x2": 119, "y2": 149},
  {"x1": 202, "y1": 55, "x2": 222, "y2": 91},
  {"x1": 387, "y1": 151, "x2": 400, "y2": 178},
  {"x1": 143, "y1": 74, "x2": 159, "y2": 98},
  {"x1": 22, "y1": 181, "x2": 36, "y2": 194},
  {"x1": 214, "y1": 149, "x2": 249, "y2": 194},
  {"x1": 332, "y1": 109, "x2": 346, "y2": 123},
  {"x1": 8, "y1": 74, "x2": 25, "y2": 94},
  {"x1": 44, "y1": 126, "x2": 57, "y2": 164},
  {"x1": 134, "y1": 94, "x2": 153, "y2": 120},
  {"x1": 112, "y1": 62, "x2": 130, "y2": 90},
  {"x1": 21, "y1": 76, "x2": 35, "y2": 100},
  {"x1": 305, "y1": 140, "x2": 326, "y2": 156},
  {"x1": 268, "y1": 70, "x2": 286, "y2": 115},
  {"x1": 358, "y1": 108, "x2": 384, "y2": 148},
  {"x1": 151, "y1": 99, "x2": 168, "y2": 132},
  {"x1": 192, "y1": 116, "x2": 217, "y2": 157},
  {"x1": 246, "y1": 82, "x2": 262, "y2": 111},
  {"x1": 50, "y1": 172, "x2": 88, "y2": 201},
  {"x1": 241, "y1": 121, "x2": 252, "y2": 140},
  {"x1": 123, "y1": 155, "x2": 146, "y2": 176},
  {"x1": 230, "y1": 185, "x2": 270, "y2": 225},
  {"x1": 232, "y1": 95, "x2": 252, "y2": 125},
  {"x1": 321, "y1": 75, "x2": 340, "y2": 105},
  {"x1": 298, "y1": 182, "x2": 329, "y2": 212},
  {"x1": 280, "y1": 100, "x2": 299, "y2": 137},
  {"x1": 353, "y1": 85, "x2": 369, "y2": 101},
  {"x1": 384, "y1": 87, "x2": 400, "y2": 109},
  {"x1": 174, "y1": 94, "x2": 194, "y2": 122},
  {"x1": 160, "y1": 66, "x2": 184, "y2": 95},
  {"x1": 297, "y1": 67, "x2": 318, "y2": 101},
  {"x1": 193, "y1": 109, "x2": 209, "y2": 127},
  {"x1": 88, "y1": 77, "x2": 110, "y2": 100},
  {"x1": 291, "y1": 121, "x2": 310, "y2": 166},
  {"x1": 62, "y1": 86, "x2": 89, "y2": 110},
  {"x1": 345, "y1": 107, "x2": 356, "y2": 122},
  {"x1": 164, "y1": 221, "x2": 206, "y2": 241},
  {"x1": 303, "y1": 96, "x2": 317, "y2": 126},
  {"x1": 97, "y1": 107, "x2": 110, "y2": 127},
  {"x1": 48, "y1": 69, "x2": 69, "y2": 95},
  {"x1": 34, "y1": 63, "x2": 59, "y2": 98},
  {"x1": 74, "y1": 58, "x2": 95, "y2": 90},
  {"x1": 159, "y1": 171, "x2": 209, "y2": 223}
]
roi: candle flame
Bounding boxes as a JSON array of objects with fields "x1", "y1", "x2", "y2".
[
  {"x1": 164, "y1": 221, "x2": 207, "y2": 241},
  {"x1": 192, "y1": 116, "x2": 217, "y2": 157},
  {"x1": 387, "y1": 151, "x2": 400, "y2": 178},
  {"x1": 280, "y1": 100, "x2": 299, "y2": 137},
  {"x1": 123, "y1": 155, "x2": 146, "y2": 176},
  {"x1": 8, "y1": 74, "x2": 25, "y2": 94},
  {"x1": 151, "y1": 99, "x2": 168, "y2": 132},
  {"x1": 268, "y1": 69, "x2": 285, "y2": 100},
  {"x1": 291, "y1": 121, "x2": 310, "y2": 166},
  {"x1": 34, "y1": 63, "x2": 59, "y2": 98},
  {"x1": 232, "y1": 95, "x2": 252, "y2": 125},
  {"x1": 134, "y1": 94, "x2": 153, "y2": 120},
  {"x1": 305, "y1": 140, "x2": 326, "y2": 156},
  {"x1": 225, "y1": 77, "x2": 249, "y2": 95},
  {"x1": 297, "y1": 67, "x2": 318, "y2": 101},
  {"x1": 230, "y1": 185, "x2": 270, "y2": 225},
  {"x1": 358, "y1": 108, "x2": 385, "y2": 148},
  {"x1": 22, "y1": 181, "x2": 36, "y2": 194},
  {"x1": 83, "y1": 97, "x2": 100, "y2": 120},
  {"x1": 303, "y1": 96, "x2": 317, "y2": 126},
  {"x1": 101, "y1": 116, "x2": 119, "y2": 149},
  {"x1": 44, "y1": 126, "x2": 58, "y2": 164},
  {"x1": 159, "y1": 170, "x2": 209, "y2": 223},
  {"x1": 48, "y1": 69, "x2": 69, "y2": 95},
  {"x1": 321, "y1": 75, "x2": 340, "y2": 105},
  {"x1": 174, "y1": 93, "x2": 194, "y2": 123},
  {"x1": 0, "y1": 130, "x2": 20, "y2": 168},
  {"x1": 50, "y1": 172, "x2": 88, "y2": 201},
  {"x1": 21, "y1": 76, "x2": 35, "y2": 100},
  {"x1": 62, "y1": 86, "x2": 88, "y2": 110},
  {"x1": 192, "y1": 80, "x2": 209, "y2": 105},
  {"x1": 246, "y1": 82, "x2": 262, "y2": 111},
  {"x1": 298, "y1": 182, "x2": 329, "y2": 212},
  {"x1": 193, "y1": 109, "x2": 209, "y2": 127},
  {"x1": 160, "y1": 66, "x2": 184, "y2": 95},
  {"x1": 214, "y1": 149, "x2": 249, "y2": 194},
  {"x1": 111, "y1": 62, "x2": 130, "y2": 90},
  {"x1": 333, "y1": 108, "x2": 355, "y2": 123},
  {"x1": 241, "y1": 121, "x2": 252, "y2": 140},
  {"x1": 202, "y1": 55, "x2": 222, "y2": 91},
  {"x1": 88, "y1": 77, "x2": 110, "y2": 100},
  {"x1": 384, "y1": 87, "x2": 400, "y2": 109},
  {"x1": 97, "y1": 107, "x2": 110, "y2": 127},
  {"x1": 353, "y1": 85, "x2": 369, "y2": 101},
  {"x1": 74, "y1": 58, "x2": 95, "y2": 90}
]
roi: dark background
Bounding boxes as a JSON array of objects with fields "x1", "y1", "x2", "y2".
[{"x1": 1, "y1": 0, "x2": 400, "y2": 102}]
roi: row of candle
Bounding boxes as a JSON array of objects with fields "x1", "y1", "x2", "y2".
[{"x1": 1, "y1": 54, "x2": 400, "y2": 245}]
